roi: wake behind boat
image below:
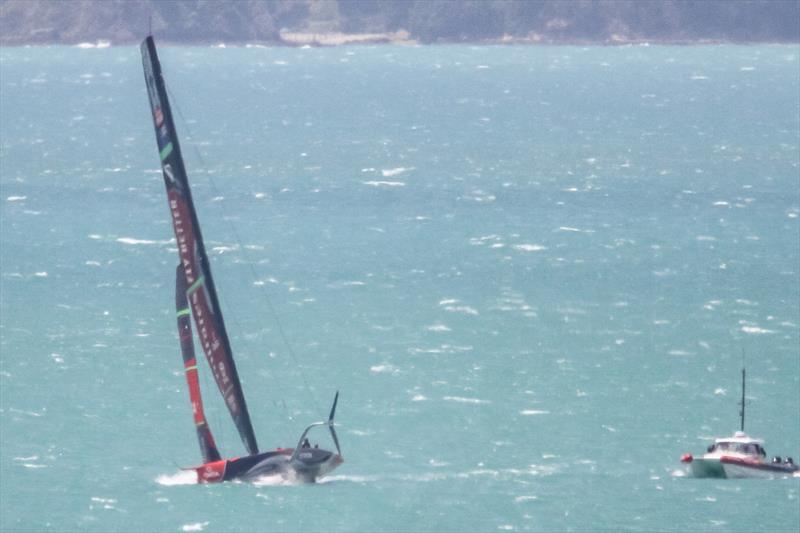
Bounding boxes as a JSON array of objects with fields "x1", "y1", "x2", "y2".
[
  {"x1": 680, "y1": 368, "x2": 798, "y2": 479},
  {"x1": 141, "y1": 35, "x2": 343, "y2": 483}
]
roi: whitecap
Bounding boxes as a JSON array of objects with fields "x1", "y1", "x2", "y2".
[
  {"x1": 444, "y1": 305, "x2": 479, "y2": 315},
  {"x1": 6, "y1": 196, "x2": 26, "y2": 202},
  {"x1": 381, "y1": 167, "x2": 414, "y2": 177},
  {"x1": 469, "y1": 234, "x2": 502, "y2": 245},
  {"x1": 155, "y1": 470, "x2": 197, "y2": 486},
  {"x1": 443, "y1": 396, "x2": 490, "y2": 404},
  {"x1": 318, "y1": 474, "x2": 379, "y2": 484},
  {"x1": 370, "y1": 364, "x2": 398, "y2": 374},
  {"x1": 211, "y1": 245, "x2": 237, "y2": 254},
  {"x1": 426, "y1": 324, "x2": 451, "y2": 332},
  {"x1": 363, "y1": 180, "x2": 406, "y2": 187},
  {"x1": 741, "y1": 326, "x2": 775, "y2": 335},
  {"x1": 339, "y1": 281, "x2": 366, "y2": 287},
  {"x1": 461, "y1": 189, "x2": 495, "y2": 202},
  {"x1": 182, "y1": 522, "x2": 210, "y2": 532},
  {"x1": 252, "y1": 473, "x2": 301, "y2": 486},
  {"x1": 513, "y1": 244, "x2": 547, "y2": 252},
  {"x1": 116, "y1": 237, "x2": 157, "y2": 245},
  {"x1": 519, "y1": 409, "x2": 550, "y2": 416}
]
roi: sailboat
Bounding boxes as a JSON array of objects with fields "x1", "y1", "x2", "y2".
[
  {"x1": 680, "y1": 368, "x2": 798, "y2": 479},
  {"x1": 141, "y1": 36, "x2": 343, "y2": 483}
]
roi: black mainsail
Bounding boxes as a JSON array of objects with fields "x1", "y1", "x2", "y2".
[
  {"x1": 142, "y1": 35, "x2": 343, "y2": 483},
  {"x1": 141, "y1": 36, "x2": 259, "y2": 456}
]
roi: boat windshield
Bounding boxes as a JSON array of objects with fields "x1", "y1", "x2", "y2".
[{"x1": 710, "y1": 441, "x2": 765, "y2": 456}]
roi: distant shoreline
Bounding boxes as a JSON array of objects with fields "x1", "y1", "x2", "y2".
[
  {"x1": 2, "y1": 0, "x2": 797, "y2": 48},
  {"x1": 3, "y1": 32, "x2": 799, "y2": 48}
]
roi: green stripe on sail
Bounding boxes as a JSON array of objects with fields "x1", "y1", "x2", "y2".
[
  {"x1": 185, "y1": 364, "x2": 197, "y2": 372},
  {"x1": 187, "y1": 276, "x2": 205, "y2": 295},
  {"x1": 176, "y1": 308, "x2": 191, "y2": 318},
  {"x1": 160, "y1": 142, "x2": 173, "y2": 160}
]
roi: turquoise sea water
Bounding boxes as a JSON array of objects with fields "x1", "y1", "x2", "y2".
[{"x1": 1, "y1": 43, "x2": 799, "y2": 532}]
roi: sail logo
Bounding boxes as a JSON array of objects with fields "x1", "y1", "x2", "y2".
[
  {"x1": 169, "y1": 196, "x2": 195, "y2": 283},
  {"x1": 158, "y1": 123, "x2": 169, "y2": 145},
  {"x1": 200, "y1": 464, "x2": 223, "y2": 481},
  {"x1": 164, "y1": 164, "x2": 177, "y2": 185},
  {"x1": 144, "y1": 73, "x2": 163, "y2": 126},
  {"x1": 142, "y1": 46, "x2": 163, "y2": 127}
]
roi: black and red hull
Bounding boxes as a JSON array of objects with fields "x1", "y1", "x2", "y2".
[{"x1": 193, "y1": 448, "x2": 343, "y2": 483}]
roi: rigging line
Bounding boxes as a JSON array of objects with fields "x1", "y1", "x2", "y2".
[{"x1": 165, "y1": 82, "x2": 323, "y2": 417}]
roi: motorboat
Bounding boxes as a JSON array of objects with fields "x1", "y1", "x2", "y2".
[
  {"x1": 680, "y1": 368, "x2": 799, "y2": 479},
  {"x1": 681, "y1": 431, "x2": 798, "y2": 479}
]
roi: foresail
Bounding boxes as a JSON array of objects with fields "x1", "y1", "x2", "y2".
[
  {"x1": 141, "y1": 36, "x2": 259, "y2": 456},
  {"x1": 176, "y1": 265, "x2": 222, "y2": 464}
]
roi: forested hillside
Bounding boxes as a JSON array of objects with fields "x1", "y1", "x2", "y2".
[{"x1": 1, "y1": 0, "x2": 798, "y2": 45}]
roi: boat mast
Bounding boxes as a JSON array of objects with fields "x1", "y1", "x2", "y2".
[
  {"x1": 141, "y1": 35, "x2": 260, "y2": 456},
  {"x1": 738, "y1": 367, "x2": 746, "y2": 432}
]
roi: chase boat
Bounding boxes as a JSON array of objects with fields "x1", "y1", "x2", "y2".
[
  {"x1": 681, "y1": 431, "x2": 798, "y2": 479},
  {"x1": 680, "y1": 369, "x2": 799, "y2": 479}
]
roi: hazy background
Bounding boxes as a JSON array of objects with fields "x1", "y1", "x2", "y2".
[{"x1": 1, "y1": 0, "x2": 799, "y2": 46}]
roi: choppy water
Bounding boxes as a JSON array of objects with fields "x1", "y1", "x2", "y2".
[{"x1": 1, "y1": 42, "x2": 799, "y2": 532}]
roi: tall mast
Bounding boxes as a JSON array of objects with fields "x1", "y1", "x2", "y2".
[
  {"x1": 141, "y1": 36, "x2": 260, "y2": 456},
  {"x1": 738, "y1": 367, "x2": 746, "y2": 432}
]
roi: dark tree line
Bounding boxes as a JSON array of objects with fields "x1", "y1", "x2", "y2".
[{"x1": 1, "y1": 0, "x2": 798, "y2": 45}]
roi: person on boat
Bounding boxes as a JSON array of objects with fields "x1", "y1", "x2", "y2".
[{"x1": 302, "y1": 438, "x2": 311, "y2": 448}]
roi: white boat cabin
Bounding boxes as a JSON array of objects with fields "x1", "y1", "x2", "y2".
[{"x1": 704, "y1": 431, "x2": 766, "y2": 459}]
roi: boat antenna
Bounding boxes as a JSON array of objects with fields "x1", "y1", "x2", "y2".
[{"x1": 738, "y1": 349, "x2": 746, "y2": 432}]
